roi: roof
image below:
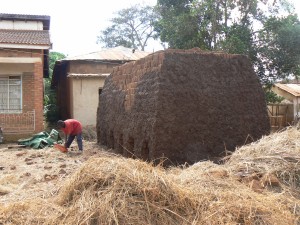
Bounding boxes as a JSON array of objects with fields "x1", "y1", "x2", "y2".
[
  {"x1": 68, "y1": 73, "x2": 110, "y2": 78},
  {"x1": 64, "y1": 46, "x2": 152, "y2": 61},
  {"x1": 274, "y1": 83, "x2": 300, "y2": 97},
  {"x1": 0, "y1": 29, "x2": 51, "y2": 46},
  {"x1": 0, "y1": 13, "x2": 50, "y2": 30}
]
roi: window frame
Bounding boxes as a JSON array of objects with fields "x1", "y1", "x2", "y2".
[{"x1": 0, "y1": 75, "x2": 22, "y2": 114}]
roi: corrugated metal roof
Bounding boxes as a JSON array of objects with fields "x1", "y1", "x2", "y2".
[
  {"x1": 0, "y1": 29, "x2": 51, "y2": 46},
  {"x1": 64, "y1": 46, "x2": 151, "y2": 61},
  {"x1": 275, "y1": 83, "x2": 300, "y2": 97}
]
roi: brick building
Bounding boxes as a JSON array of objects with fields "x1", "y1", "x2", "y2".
[{"x1": 0, "y1": 13, "x2": 52, "y2": 141}]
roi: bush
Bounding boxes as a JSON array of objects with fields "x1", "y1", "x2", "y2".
[
  {"x1": 44, "y1": 104, "x2": 59, "y2": 123},
  {"x1": 265, "y1": 90, "x2": 285, "y2": 104}
]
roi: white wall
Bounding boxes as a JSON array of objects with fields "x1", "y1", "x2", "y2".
[
  {"x1": 71, "y1": 77, "x2": 106, "y2": 126},
  {"x1": 0, "y1": 20, "x2": 43, "y2": 30}
]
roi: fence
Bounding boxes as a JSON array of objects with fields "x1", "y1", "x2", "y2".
[{"x1": 0, "y1": 111, "x2": 35, "y2": 133}]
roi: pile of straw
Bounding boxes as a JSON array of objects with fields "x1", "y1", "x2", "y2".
[
  {"x1": 82, "y1": 126, "x2": 97, "y2": 141},
  {"x1": 1, "y1": 126, "x2": 300, "y2": 224}
]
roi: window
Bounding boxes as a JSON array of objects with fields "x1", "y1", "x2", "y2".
[{"x1": 0, "y1": 76, "x2": 22, "y2": 113}]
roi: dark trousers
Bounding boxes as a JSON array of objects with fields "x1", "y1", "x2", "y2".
[{"x1": 65, "y1": 133, "x2": 83, "y2": 151}]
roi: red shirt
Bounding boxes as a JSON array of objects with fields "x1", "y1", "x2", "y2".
[{"x1": 61, "y1": 119, "x2": 82, "y2": 135}]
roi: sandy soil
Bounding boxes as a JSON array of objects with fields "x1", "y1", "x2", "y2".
[{"x1": 0, "y1": 141, "x2": 111, "y2": 205}]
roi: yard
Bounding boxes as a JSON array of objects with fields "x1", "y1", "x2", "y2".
[
  {"x1": 0, "y1": 126, "x2": 299, "y2": 224},
  {"x1": 0, "y1": 141, "x2": 105, "y2": 204}
]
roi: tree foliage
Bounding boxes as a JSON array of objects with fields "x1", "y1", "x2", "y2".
[
  {"x1": 97, "y1": 0, "x2": 300, "y2": 85},
  {"x1": 44, "y1": 51, "x2": 66, "y2": 122},
  {"x1": 257, "y1": 15, "x2": 300, "y2": 83},
  {"x1": 264, "y1": 89, "x2": 285, "y2": 103},
  {"x1": 97, "y1": 4, "x2": 158, "y2": 51},
  {"x1": 155, "y1": 0, "x2": 300, "y2": 84}
]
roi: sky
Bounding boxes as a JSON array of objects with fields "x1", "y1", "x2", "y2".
[{"x1": 1, "y1": 0, "x2": 300, "y2": 57}]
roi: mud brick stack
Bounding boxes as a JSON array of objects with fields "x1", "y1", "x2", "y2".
[{"x1": 97, "y1": 48, "x2": 270, "y2": 166}]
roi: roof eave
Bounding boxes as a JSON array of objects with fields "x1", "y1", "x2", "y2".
[
  {"x1": 0, "y1": 43, "x2": 52, "y2": 50},
  {"x1": 0, "y1": 13, "x2": 50, "y2": 30},
  {"x1": 67, "y1": 73, "x2": 110, "y2": 78},
  {"x1": 275, "y1": 84, "x2": 300, "y2": 97}
]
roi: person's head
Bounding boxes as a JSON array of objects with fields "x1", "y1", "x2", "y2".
[{"x1": 57, "y1": 120, "x2": 65, "y2": 129}]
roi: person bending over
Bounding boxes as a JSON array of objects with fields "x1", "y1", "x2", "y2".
[{"x1": 57, "y1": 119, "x2": 83, "y2": 151}]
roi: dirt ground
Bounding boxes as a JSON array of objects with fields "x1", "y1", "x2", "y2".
[
  {"x1": 0, "y1": 126, "x2": 299, "y2": 224},
  {"x1": 0, "y1": 141, "x2": 111, "y2": 205}
]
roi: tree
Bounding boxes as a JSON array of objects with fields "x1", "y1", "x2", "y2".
[
  {"x1": 155, "y1": 0, "x2": 279, "y2": 50},
  {"x1": 44, "y1": 51, "x2": 66, "y2": 123},
  {"x1": 155, "y1": 0, "x2": 300, "y2": 84},
  {"x1": 257, "y1": 15, "x2": 300, "y2": 83},
  {"x1": 154, "y1": 0, "x2": 203, "y2": 49},
  {"x1": 97, "y1": 4, "x2": 158, "y2": 51}
]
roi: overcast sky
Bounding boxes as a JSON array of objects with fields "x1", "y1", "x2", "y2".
[{"x1": 1, "y1": 0, "x2": 300, "y2": 57}]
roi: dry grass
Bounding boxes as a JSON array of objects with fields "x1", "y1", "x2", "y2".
[
  {"x1": 82, "y1": 126, "x2": 97, "y2": 141},
  {"x1": 0, "y1": 126, "x2": 300, "y2": 224}
]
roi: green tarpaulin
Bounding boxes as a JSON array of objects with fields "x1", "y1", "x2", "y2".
[{"x1": 18, "y1": 129, "x2": 63, "y2": 149}]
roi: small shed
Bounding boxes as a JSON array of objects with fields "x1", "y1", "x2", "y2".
[
  {"x1": 97, "y1": 48, "x2": 270, "y2": 165},
  {"x1": 271, "y1": 83, "x2": 300, "y2": 124},
  {"x1": 51, "y1": 46, "x2": 151, "y2": 127}
]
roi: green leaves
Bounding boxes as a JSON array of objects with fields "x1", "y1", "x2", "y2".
[
  {"x1": 257, "y1": 15, "x2": 300, "y2": 82},
  {"x1": 154, "y1": 0, "x2": 300, "y2": 84},
  {"x1": 96, "y1": 0, "x2": 300, "y2": 85},
  {"x1": 264, "y1": 89, "x2": 285, "y2": 104},
  {"x1": 44, "y1": 51, "x2": 66, "y2": 122}
]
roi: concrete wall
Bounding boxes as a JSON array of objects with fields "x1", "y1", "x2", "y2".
[
  {"x1": 70, "y1": 77, "x2": 106, "y2": 126},
  {"x1": 69, "y1": 61, "x2": 119, "y2": 74},
  {"x1": 0, "y1": 20, "x2": 43, "y2": 30}
]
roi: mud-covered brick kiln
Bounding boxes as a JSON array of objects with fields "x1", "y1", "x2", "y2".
[{"x1": 97, "y1": 48, "x2": 270, "y2": 165}]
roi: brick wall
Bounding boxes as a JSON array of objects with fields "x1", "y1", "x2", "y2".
[
  {"x1": 33, "y1": 61, "x2": 44, "y2": 132},
  {"x1": 23, "y1": 72, "x2": 35, "y2": 112},
  {"x1": 0, "y1": 48, "x2": 45, "y2": 140}
]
